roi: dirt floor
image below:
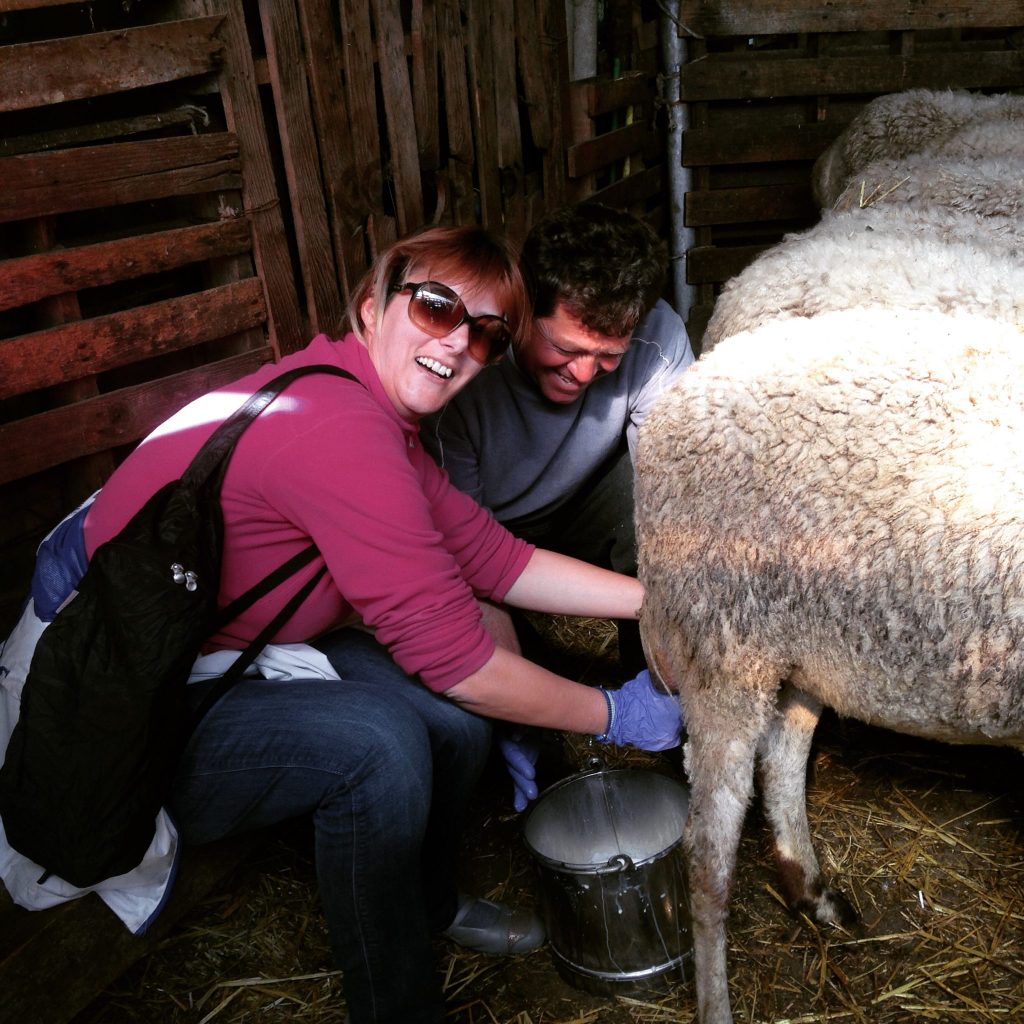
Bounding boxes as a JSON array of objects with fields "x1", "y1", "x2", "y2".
[{"x1": 70, "y1": 617, "x2": 1024, "y2": 1024}]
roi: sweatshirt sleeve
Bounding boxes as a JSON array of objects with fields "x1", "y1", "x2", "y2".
[{"x1": 256, "y1": 393, "x2": 530, "y2": 691}]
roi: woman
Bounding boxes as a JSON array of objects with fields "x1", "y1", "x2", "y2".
[{"x1": 0, "y1": 226, "x2": 681, "y2": 1023}]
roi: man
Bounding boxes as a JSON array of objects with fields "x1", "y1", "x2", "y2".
[{"x1": 422, "y1": 202, "x2": 694, "y2": 672}]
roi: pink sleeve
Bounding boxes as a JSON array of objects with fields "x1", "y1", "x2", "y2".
[{"x1": 257, "y1": 396, "x2": 532, "y2": 691}]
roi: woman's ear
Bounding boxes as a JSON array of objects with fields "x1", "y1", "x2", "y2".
[{"x1": 359, "y1": 292, "x2": 377, "y2": 341}]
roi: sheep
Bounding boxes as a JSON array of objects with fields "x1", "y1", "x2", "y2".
[
  {"x1": 634, "y1": 306, "x2": 1024, "y2": 1024},
  {"x1": 702, "y1": 89, "x2": 1024, "y2": 354},
  {"x1": 702, "y1": 202, "x2": 1024, "y2": 351},
  {"x1": 812, "y1": 87, "x2": 1024, "y2": 208}
]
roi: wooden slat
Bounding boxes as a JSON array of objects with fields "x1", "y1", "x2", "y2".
[
  {"x1": 535, "y1": 0, "x2": 570, "y2": 208},
  {"x1": 587, "y1": 164, "x2": 666, "y2": 211},
  {"x1": 0, "y1": 350, "x2": 272, "y2": 487},
  {"x1": 373, "y1": 0, "x2": 426, "y2": 233},
  {"x1": 686, "y1": 243, "x2": 769, "y2": 285},
  {"x1": 1, "y1": 219, "x2": 253, "y2": 312},
  {"x1": 685, "y1": 183, "x2": 816, "y2": 227},
  {"x1": 0, "y1": 16, "x2": 225, "y2": 114},
  {"x1": 411, "y1": 0, "x2": 441, "y2": 173},
  {"x1": 0, "y1": 279, "x2": 267, "y2": 400},
  {"x1": 259, "y1": 0, "x2": 346, "y2": 336},
  {"x1": 567, "y1": 120, "x2": 659, "y2": 179},
  {"x1": 296, "y1": 0, "x2": 367, "y2": 297},
  {"x1": 677, "y1": 0, "x2": 1024, "y2": 37},
  {"x1": 515, "y1": 0, "x2": 553, "y2": 150},
  {"x1": 492, "y1": 2, "x2": 523, "y2": 171},
  {"x1": 1, "y1": 133, "x2": 241, "y2": 224},
  {"x1": 194, "y1": 0, "x2": 304, "y2": 357},
  {"x1": 575, "y1": 70, "x2": 652, "y2": 118},
  {"x1": 437, "y1": 0, "x2": 476, "y2": 223},
  {"x1": 340, "y1": 0, "x2": 395, "y2": 249},
  {"x1": 683, "y1": 121, "x2": 845, "y2": 166},
  {"x1": 681, "y1": 51, "x2": 1024, "y2": 102},
  {"x1": 465, "y1": 2, "x2": 503, "y2": 228}
]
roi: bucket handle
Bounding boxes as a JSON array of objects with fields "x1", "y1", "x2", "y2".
[{"x1": 605, "y1": 853, "x2": 635, "y2": 872}]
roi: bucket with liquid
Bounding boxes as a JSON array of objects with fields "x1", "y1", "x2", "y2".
[{"x1": 522, "y1": 764, "x2": 691, "y2": 995}]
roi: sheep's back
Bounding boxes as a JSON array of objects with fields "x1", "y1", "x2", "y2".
[{"x1": 636, "y1": 308, "x2": 1024, "y2": 743}]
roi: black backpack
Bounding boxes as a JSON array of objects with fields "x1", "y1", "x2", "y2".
[{"x1": 0, "y1": 364, "x2": 360, "y2": 887}]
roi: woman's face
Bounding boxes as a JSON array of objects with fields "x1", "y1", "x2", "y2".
[{"x1": 361, "y1": 273, "x2": 503, "y2": 422}]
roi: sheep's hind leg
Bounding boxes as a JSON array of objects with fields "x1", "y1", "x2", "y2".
[
  {"x1": 758, "y1": 683, "x2": 857, "y2": 928},
  {"x1": 683, "y1": 678, "x2": 768, "y2": 1024}
]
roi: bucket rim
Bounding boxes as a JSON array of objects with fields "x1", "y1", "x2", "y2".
[{"x1": 521, "y1": 765, "x2": 690, "y2": 873}]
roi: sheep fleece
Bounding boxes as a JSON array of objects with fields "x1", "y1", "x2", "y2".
[{"x1": 635, "y1": 308, "x2": 1024, "y2": 745}]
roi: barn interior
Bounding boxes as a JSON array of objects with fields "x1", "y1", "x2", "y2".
[{"x1": 2, "y1": 2, "x2": 1023, "y2": 1022}]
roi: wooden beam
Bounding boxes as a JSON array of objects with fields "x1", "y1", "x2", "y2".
[
  {"x1": 685, "y1": 183, "x2": 817, "y2": 226},
  {"x1": 686, "y1": 243, "x2": 769, "y2": 285},
  {"x1": 0, "y1": 351, "x2": 272, "y2": 487},
  {"x1": 1, "y1": 134, "x2": 241, "y2": 223},
  {"x1": 0, "y1": 279, "x2": 267, "y2": 400},
  {"x1": 0, "y1": 16, "x2": 225, "y2": 114},
  {"x1": 676, "y1": 0, "x2": 1024, "y2": 37},
  {"x1": 681, "y1": 50, "x2": 1024, "y2": 102},
  {"x1": 0, "y1": 220, "x2": 253, "y2": 313},
  {"x1": 259, "y1": 0, "x2": 346, "y2": 337},
  {"x1": 683, "y1": 121, "x2": 845, "y2": 166},
  {"x1": 567, "y1": 120, "x2": 659, "y2": 179},
  {"x1": 574, "y1": 70, "x2": 653, "y2": 118}
]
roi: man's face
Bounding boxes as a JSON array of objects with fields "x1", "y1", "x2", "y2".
[{"x1": 518, "y1": 302, "x2": 631, "y2": 404}]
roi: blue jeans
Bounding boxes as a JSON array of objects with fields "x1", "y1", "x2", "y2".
[{"x1": 169, "y1": 628, "x2": 492, "y2": 1024}]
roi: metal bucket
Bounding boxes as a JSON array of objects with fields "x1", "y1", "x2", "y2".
[{"x1": 522, "y1": 765, "x2": 692, "y2": 995}]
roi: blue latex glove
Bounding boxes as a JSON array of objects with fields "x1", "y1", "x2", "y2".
[
  {"x1": 497, "y1": 728, "x2": 540, "y2": 812},
  {"x1": 595, "y1": 670, "x2": 684, "y2": 751}
]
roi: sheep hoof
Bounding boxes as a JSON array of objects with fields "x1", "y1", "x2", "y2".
[{"x1": 794, "y1": 886, "x2": 859, "y2": 930}]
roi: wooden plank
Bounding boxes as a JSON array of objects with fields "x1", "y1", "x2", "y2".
[
  {"x1": 686, "y1": 243, "x2": 769, "y2": 285},
  {"x1": 685, "y1": 183, "x2": 816, "y2": 227},
  {"x1": 296, "y1": 0, "x2": 367, "y2": 297},
  {"x1": 0, "y1": 107, "x2": 209, "y2": 158},
  {"x1": 0, "y1": 16, "x2": 225, "y2": 114},
  {"x1": 587, "y1": 164, "x2": 666, "y2": 211},
  {"x1": 339, "y1": 0, "x2": 395, "y2": 250},
  {"x1": 437, "y1": 0, "x2": 477, "y2": 223},
  {"x1": 676, "y1": 0, "x2": 1024, "y2": 37},
  {"x1": 465, "y1": 2, "x2": 504, "y2": 228},
  {"x1": 0, "y1": 350, "x2": 272, "y2": 487},
  {"x1": 0, "y1": 835, "x2": 254, "y2": 1024},
  {"x1": 575, "y1": 70, "x2": 652, "y2": 117},
  {"x1": 536, "y1": 0, "x2": 570, "y2": 209},
  {"x1": 683, "y1": 120, "x2": 845, "y2": 165},
  {"x1": 681, "y1": 50, "x2": 1024, "y2": 102},
  {"x1": 189, "y1": 0, "x2": 305, "y2": 357},
  {"x1": 515, "y1": 0, "x2": 552, "y2": 149},
  {"x1": 567, "y1": 120, "x2": 658, "y2": 179},
  {"x1": 1, "y1": 219, "x2": 253, "y2": 312},
  {"x1": 1, "y1": 134, "x2": 241, "y2": 224},
  {"x1": 492, "y1": 1, "x2": 523, "y2": 172},
  {"x1": 0, "y1": 279, "x2": 267, "y2": 401},
  {"x1": 411, "y1": 0, "x2": 441, "y2": 173},
  {"x1": 260, "y1": 0, "x2": 346, "y2": 337},
  {"x1": 372, "y1": 0, "x2": 426, "y2": 233}
]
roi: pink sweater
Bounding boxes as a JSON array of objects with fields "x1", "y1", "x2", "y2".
[{"x1": 84, "y1": 335, "x2": 534, "y2": 692}]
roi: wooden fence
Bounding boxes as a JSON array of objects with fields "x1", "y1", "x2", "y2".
[
  {"x1": 676, "y1": 0, "x2": 1024, "y2": 347},
  {"x1": 0, "y1": 0, "x2": 667, "y2": 633}
]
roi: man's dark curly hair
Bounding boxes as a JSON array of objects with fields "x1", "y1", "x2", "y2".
[{"x1": 520, "y1": 202, "x2": 668, "y2": 337}]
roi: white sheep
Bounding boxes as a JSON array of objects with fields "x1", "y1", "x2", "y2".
[
  {"x1": 813, "y1": 87, "x2": 1024, "y2": 207},
  {"x1": 702, "y1": 203, "x2": 1024, "y2": 350},
  {"x1": 635, "y1": 306, "x2": 1024, "y2": 1024}
]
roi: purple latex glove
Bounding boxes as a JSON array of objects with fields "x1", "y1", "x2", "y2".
[
  {"x1": 497, "y1": 728, "x2": 540, "y2": 812},
  {"x1": 595, "y1": 669, "x2": 684, "y2": 751}
]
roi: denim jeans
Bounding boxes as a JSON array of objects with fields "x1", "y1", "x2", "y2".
[{"x1": 169, "y1": 628, "x2": 492, "y2": 1024}]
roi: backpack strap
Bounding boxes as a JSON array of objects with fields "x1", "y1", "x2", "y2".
[{"x1": 181, "y1": 365, "x2": 363, "y2": 493}]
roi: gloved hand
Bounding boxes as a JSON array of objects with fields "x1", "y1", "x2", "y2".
[
  {"x1": 595, "y1": 669, "x2": 683, "y2": 751},
  {"x1": 497, "y1": 728, "x2": 541, "y2": 812}
]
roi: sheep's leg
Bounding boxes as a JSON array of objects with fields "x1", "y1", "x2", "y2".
[
  {"x1": 683, "y1": 673, "x2": 768, "y2": 1024},
  {"x1": 758, "y1": 683, "x2": 857, "y2": 927}
]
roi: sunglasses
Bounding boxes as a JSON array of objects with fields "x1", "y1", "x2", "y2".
[{"x1": 393, "y1": 280, "x2": 512, "y2": 365}]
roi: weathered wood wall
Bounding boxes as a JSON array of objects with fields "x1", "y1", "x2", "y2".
[
  {"x1": 676, "y1": 0, "x2": 1024, "y2": 347},
  {"x1": 0, "y1": 0, "x2": 668, "y2": 635}
]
